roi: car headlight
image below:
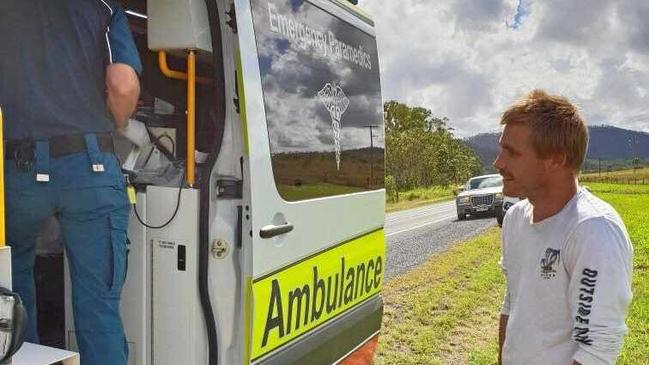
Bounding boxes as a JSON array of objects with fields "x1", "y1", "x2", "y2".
[
  {"x1": 495, "y1": 192, "x2": 504, "y2": 200},
  {"x1": 458, "y1": 196, "x2": 470, "y2": 204}
]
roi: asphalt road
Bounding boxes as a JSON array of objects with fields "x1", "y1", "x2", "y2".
[{"x1": 384, "y1": 200, "x2": 497, "y2": 280}]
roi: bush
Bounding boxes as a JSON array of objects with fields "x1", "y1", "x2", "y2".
[
  {"x1": 406, "y1": 192, "x2": 420, "y2": 201},
  {"x1": 385, "y1": 175, "x2": 398, "y2": 202}
]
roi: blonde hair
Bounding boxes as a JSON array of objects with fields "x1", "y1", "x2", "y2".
[{"x1": 501, "y1": 89, "x2": 588, "y2": 171}]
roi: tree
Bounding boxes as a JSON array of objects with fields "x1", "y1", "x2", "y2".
[{"x1": 384, "y1": 101, "x2": 483, "y2": 190}]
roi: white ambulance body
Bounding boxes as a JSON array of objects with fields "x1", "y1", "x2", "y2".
[{"x1": 62, "y1": 0, "x2": 386, "y2": 364}]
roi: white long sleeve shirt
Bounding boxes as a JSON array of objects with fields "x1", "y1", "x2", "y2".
[{"x1": 500, "y1": 188, "x2": 633, "y2": 365}]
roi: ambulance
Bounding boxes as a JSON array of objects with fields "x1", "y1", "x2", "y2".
[{"x1": 0, "y1": 0, "x2": 386, "y2": 364}]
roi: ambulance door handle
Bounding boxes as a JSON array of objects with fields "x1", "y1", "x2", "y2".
[{"x1": 259, "y1": 223, "x2": 294, "y2": 239}]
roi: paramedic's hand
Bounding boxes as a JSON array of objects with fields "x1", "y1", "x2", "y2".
[
  {"x1": 118, "y1": 118, "x2": 150, "y2": 148},
  {"x1": 107, "y1": 63, "x2": 140, "y2": 129}
]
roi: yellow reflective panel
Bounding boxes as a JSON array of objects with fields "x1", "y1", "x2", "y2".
[{"x1": 251, "y1": 229, "x2": 385, "y2": 361}]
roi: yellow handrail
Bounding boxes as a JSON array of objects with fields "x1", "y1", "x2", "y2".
[
  {"x1": 158, "y1": 50, "x2": 202, "y2": 187},
  {"x1": 0, "y1": 109, "x2": 5, "y2": 247},
  {"x1": 186, "y1": 51, "x2": 196, "y2": 187},
  {"x1": 158, "y1": 51, "x2": 212, "y2": 85}
]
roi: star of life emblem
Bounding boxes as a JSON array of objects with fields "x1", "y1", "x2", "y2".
[{"x1": 318, "y1": 83, "x2": 350, "y2": 170}]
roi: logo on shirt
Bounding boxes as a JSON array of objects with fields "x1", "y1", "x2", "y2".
[{"x1": 540, "y1": 248, "x2": 560, "y2": 279}]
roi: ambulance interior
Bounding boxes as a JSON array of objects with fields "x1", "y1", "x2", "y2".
[
  {"x1": 35, "y1": 0, "x2": 226, "y2": 354},
  {"x1": 116, "y1": 0, "x2": 219, "y2": 186}
]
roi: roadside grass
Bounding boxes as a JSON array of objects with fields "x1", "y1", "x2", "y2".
[
  {"x1": 374, "y1": 228, "x2": 504, "y2": 365},
  {"x1": 386, "y1": 186, "x2": 455, "y2": 213},
  {"x1": 375, "y1": 183, "x2": 649, "y2": 364}
]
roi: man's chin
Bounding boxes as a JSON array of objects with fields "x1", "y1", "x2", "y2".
[{"x1": 502, "y1": 181, "x2": 520, "y2": 197}]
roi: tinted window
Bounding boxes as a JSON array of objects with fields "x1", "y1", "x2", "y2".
[{"x1": 251, "y1": 0, "x2": 385, "y2": 201}]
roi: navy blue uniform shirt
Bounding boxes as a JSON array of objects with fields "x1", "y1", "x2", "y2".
[{"x1": 0, "y1": 0, "x2": 142, "y2": 140}]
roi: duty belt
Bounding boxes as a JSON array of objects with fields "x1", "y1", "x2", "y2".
[
  {"x1": 5, "y1": 133, "x2": 115, "y2": 177},
  {"x1": 5, "y1": 133, "x2": 114, "y2": 161}
]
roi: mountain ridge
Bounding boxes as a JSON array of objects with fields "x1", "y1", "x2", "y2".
[{"x1": 465, "y1": 125, "x2": 649, "y2": 172}]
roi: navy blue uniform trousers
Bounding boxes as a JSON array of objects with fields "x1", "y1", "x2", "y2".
[{"x1": 6, "y1": 142, "x2": 130, "y2": 365}]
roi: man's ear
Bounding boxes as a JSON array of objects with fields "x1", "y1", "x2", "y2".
[{"x1": 547, "y1": 151, "x2": 568, "y2": 172}]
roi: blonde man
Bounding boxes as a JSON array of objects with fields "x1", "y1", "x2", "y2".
[{"x1": 494, "y1": 90, "x2": 633, "y2": 365}]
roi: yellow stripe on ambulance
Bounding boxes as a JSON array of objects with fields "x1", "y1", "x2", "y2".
[{"x1": 251, "y1": 229, "x2": 385, "y2": 360}]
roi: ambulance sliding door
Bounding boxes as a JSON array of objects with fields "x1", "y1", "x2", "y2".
[{"x1": 236, "y1": 0, "x2": 386, "y2": 363}]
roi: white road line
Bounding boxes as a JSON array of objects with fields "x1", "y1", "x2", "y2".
[
  {"x1": 386, "y1": 206, "x2": 455, "y2": 221},
  {"x1": 385, "y1": 214, "x2": 456, "y2": 237},
  {"x1": 385, "y1": 210, "x2": 451, "y2": 222},
  {"x1": 386, "y1": 203, "x2": 455, "y2": 218},
  {"x1": 386, "y1": 215, "x2": 450, "y2": 227}
]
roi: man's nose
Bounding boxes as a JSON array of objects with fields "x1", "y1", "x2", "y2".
[{"x1": 493, "y1": 152, "x2": 504, "y2": 171}]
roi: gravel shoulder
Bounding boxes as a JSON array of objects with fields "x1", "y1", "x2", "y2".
[{"x1": 384, "y1": 203, "x2": 497, "y2": 280}]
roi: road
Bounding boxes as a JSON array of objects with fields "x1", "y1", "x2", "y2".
[{"x1": 384, "y1": 200, "x2": 497, "y2": 280}]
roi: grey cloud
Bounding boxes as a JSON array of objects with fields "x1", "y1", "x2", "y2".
[
  {"x1": 619, "y1": 1, "x2": 649, "y2": 54},
  {"x1": 535, "y1": 0, "x2": 615, "y2": 45},
  {"x1": 407, "y1": 61, "x2": 494, "y2": 120},
  {"x1": 316, "y1": 129, "x2": 334, "y2": 145},
  {"x1": 622, "y1": 115, "x2": 649, "y2": 132},
  {"x1": 359, "y1": 0, "x2": 649, "y2": 136},
  {"x1": 453, "y1": 0, "x2": 509, "y2": 30},
  {"x1": 551, "y1": 59, "x2": 572, "y2": 73},
  {"x1": 594, "y1": 58, "x2": 647, "y2": 107},
  {"x1": 387, "y1": 58, "x2": 494, "y2": 119},
  {"x1": 274, "y1": 126, "x2": 311, "y2": 149},
  {"x1": 381, "y1": 56, "x2": 478, "y2": 100}
]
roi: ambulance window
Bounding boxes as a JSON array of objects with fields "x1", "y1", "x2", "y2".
[{"x1": 251, "y1": 0, "x2": 385, "y2": 201}]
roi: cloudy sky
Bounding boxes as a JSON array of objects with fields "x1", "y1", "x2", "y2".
[{"x1": 359, "y1": 0, "x2": 649, "y2": 137}]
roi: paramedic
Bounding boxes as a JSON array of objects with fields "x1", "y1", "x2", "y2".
[{"x1": 0, "y1": 1, "x2": 141, "y2": 364}]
